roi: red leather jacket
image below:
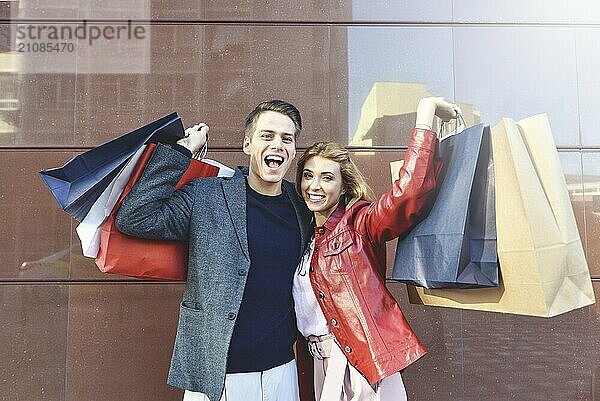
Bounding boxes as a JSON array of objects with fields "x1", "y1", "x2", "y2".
[{"x1": 297, "y1": 128, "x2": 441, "y2": 400}]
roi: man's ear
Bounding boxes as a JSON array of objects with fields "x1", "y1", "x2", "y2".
[{"x1": 242, "y1": 136, "x2": 251, "y2": 155}]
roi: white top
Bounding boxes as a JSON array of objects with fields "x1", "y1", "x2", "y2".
[{"x1": 292, "y1": 238, "x2": 330, "y2": 338}]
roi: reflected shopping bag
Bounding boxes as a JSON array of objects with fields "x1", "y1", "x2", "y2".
[
  {"x1": 95, "y1": 143, "x2": 221, "y2": 280},
  {"x1": 408, "y1": 114, "x2": 595, "y2": 316},
  {"x1": 39, "y1": 113, "x2": 184, "y2": 221},
  {"x1": 391, "y1": 124, "x2": 498, "y2": 288}
]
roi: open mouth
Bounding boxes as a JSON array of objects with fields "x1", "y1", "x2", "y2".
[
  {"x1": 264, "y1": 155, "x2": 284, "y2": 169},
  {"x1": 307, "y1": 193, "x2": 325, "y2": 202}
]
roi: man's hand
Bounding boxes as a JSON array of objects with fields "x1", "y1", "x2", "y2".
[{"x1": 177, "y1": 123, "x2": 209, "y2": 154}]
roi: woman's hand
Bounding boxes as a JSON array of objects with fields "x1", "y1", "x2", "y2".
[
  {"x1": 177, "y1": 123, "x2": 209, "y2": 154},
  {"x1": 415, "y1": 97, "x2": 461, "y2": 131}
]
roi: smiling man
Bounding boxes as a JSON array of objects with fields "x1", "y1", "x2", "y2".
[{"x1": 116, "y1": 100, "x2": 313, "y2": 401}]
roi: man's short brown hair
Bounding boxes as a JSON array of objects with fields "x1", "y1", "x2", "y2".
[{"x1": 244, "y1": 100, "x2": 302, "y2": 139}]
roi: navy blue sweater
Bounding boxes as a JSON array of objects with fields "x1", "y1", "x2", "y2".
[{"x1": 226, "y1": 181, "x2": 301, "y2": 373}]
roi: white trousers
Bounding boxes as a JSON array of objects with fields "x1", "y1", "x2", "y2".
[
  {"x1": 183, "y1": 359, "x2": 300, "y2": 401},
  {"x1": 312, "y1": 337, "x2": 407, "y2": 401}
]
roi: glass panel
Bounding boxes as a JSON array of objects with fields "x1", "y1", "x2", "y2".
[
  {"x1": 15, "y1": 74, "x2": 77, "y2": 146},
  {"x1": 575, "y1": 29, "x2": 600, "y2": 147},
  {"x1": 14, "y1": 1, "x2": 454, "y2": 22},
  {"x1": 78, "y1": 0, "x2": 151, "y2": 19},
  {"x1": 351, "y1": 0, "x2": 452, "y2": 21},
  {"x1": 14, "y1": 1, "x2": 600, "y2": 24},
  {"x1": 582, "y1": 152, "x2": 600, "y2": 277},
  {"x1": 453, "y1": 0, "x2": 600, "y2": 23},
  {"x1": 73, "y1": 25, "x2": 333, "y2": 148},
  {"x1": 346, "y1": 27, "x2": 455, "y2": 147},
  {"x1": 559, "y1": 152, "x2": 586, "y2": 261},
  {"x1": 0, "y1": 285, "x2": 68, "y2": 400},
  {"x1": 461, "y1": 300, "x2": 598, "y2": 400},
  {"x1": 454, "y1": 27, "x2": 579, "y2": 146},
  {"x1": 200, "y1": 0, "x2": 352, "y2": 21},
  {"x1": 0, "y1": 151, "x2": 73, "y2": 280},
  {"x1": 17, "y1": 0, "x2": 78, "y2": 19},
  {"x1": 0, "y1": 34, "x2": 77, "y2": 146},
  {"x1": 66, "y1": 283, "x2": 184, "y2": 400}
]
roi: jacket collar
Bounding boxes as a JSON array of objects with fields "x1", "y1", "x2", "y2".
[
  {"x1": 237, "y1": 165, "x2": 249, "y2": 176},
  {"x1": 315, "y1": 203, "x2": 346, "y2": 235}
]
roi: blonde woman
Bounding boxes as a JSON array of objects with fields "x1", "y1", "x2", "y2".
[{"x1": 292, "y1": 97, "x2": 459, "y2": 401}]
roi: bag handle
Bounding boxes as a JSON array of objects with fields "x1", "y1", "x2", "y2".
[
  {"x1": 193, "y1": 140, "x2": 208, "y2": 160},
  {"x1": 439, "y1": 108, "x2": 466, "y2": 140},
  {"x1": 191, "y1": 129, "x2": 209, "y2": 160}
]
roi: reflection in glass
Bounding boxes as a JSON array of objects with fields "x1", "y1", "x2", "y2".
[
  {"x1": 0, "y1": 73, "x2": 20, "y2": 142},
  {"x1": 347, "y1": 27, "x2": 454, "y2": 146},
  {"x1": 583, "y1": 153, "x2": 600, "y2": 277},
  {"x1": 559, "y1": 152, "x2": 586, "y2": 256},
  {"x1": 351, "y1": 0, "x2": 452, "y2": 22},
  {"x1": 350, "y1": 81, "x2": 480, "y2": 147},
  {"x1": 575, "y1": 29, "x2": 600, "y2": 146},
  {"x1": 0, "y1": 4, "x2": 21, "y2": 143},
  {"x1": 453, "y1": 0, "x2": 600, "y2": 23},
  {"x1": 454, "y1": 27, "x2": 578, "y2": 146}
]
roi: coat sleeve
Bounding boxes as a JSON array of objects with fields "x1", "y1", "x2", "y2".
[
  {"x1": 355, "y1": 128, "x2": 441, "y2": 245},
  {"x1": 115, "y1": 143, "x2": 196, "y2": 242}
]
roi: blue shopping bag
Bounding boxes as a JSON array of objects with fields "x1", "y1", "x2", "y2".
[
  {"x1": 39, "y1": 112, "x2": 184, "y2": 221},
  {"x1": 391, "y1": 123, "x2": 498, "y2": 289}
]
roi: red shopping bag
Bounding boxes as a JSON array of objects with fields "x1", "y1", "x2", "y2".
[{"x1": 95, "y1": 143, "x2": 219, "y2": 280}]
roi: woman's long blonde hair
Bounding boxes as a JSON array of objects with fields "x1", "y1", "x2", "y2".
[{"x1": 296, "y1": 142, "x2": 374, "y2": 209}]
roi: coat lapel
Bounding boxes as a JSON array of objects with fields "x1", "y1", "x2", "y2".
[{"x1": 221, "y1": 171, "x2": 250, "y2": 262}]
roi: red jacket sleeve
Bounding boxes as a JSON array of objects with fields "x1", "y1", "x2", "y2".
[{"x1": 354, "y1": 128, "x2": 441, "y2": 245}]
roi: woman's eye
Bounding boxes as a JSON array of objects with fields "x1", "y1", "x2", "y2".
[{"x1": 303, "y1": 172, "x2": 312, "y2": 179}]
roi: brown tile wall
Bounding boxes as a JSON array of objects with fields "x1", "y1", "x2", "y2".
[{"x1": 1, "y1": 2, "x2": 599, "y2": 401}]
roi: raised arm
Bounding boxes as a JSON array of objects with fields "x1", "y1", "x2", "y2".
[
  {"x1": 115, "y1": 122, "x2": 212, "y2": 241},
  {"x1": 356, "y1": 97, "x2": 459, "y2": 244},
  {"x1": 115, "y1": 143, "x2": 199, "y2": 242}
]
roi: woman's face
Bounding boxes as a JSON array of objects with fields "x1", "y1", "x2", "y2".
[{"x1": 301, "y1": 156, "x2": 345, "y2": 226}]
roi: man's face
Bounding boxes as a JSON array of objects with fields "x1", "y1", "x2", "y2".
[{"x1": 243, "y1": 111, "x2": 297, "y2": 195}]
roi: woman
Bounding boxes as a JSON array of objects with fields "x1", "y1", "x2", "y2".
[{"x1": 292, "y1": 97, "x2": 459, "y2": 401}]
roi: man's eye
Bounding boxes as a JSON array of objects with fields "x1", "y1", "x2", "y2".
[
  {"x1": 283, "y1": 137, "x2": 294, "y2": 143},
  {"x1": 322, "y1": 176, "x2": 332, "y2": 181}
]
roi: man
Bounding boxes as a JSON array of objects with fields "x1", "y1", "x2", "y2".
[{"x1": 116, "y1": 100, "x2": 313, "y2": 401}]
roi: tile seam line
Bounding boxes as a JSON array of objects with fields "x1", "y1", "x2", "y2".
[
  {"x1": 3, "y1": 146, "x2": 600, "y2": 151},
  {"x1": 5, "y1": 19, "x2": 600, "y2": 28},
  {"x1": 2, "y1": 277, "x2": 600, "y2": 285},
  {"x1": 0, "y1": 280, "x2": 186, "y2": 285}
]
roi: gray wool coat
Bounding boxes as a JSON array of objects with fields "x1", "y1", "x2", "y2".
[{"x1": 115, "y1": 143, "x2": 313, "y2": 401}]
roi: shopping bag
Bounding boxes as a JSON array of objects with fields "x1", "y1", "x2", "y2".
[
  {"x1": 76, "y1": 145, "x2": 148, "y2": 257},
  {"x1": 391, "y1": 124, "x2": 498, "y2": 288},
  {"x1": 95, "y1": 143, "x2": 225, "y2": 280},
  {"x1": 39, "y1": 112, "x2": 184, "y2": 221},
  {"x1": 408, "y1": 114, "x2": 595, "y2": 316}
]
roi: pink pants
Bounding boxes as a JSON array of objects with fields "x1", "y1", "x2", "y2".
[{"x1": 311, "y1": 336, "x2": 408, "y2": 401}]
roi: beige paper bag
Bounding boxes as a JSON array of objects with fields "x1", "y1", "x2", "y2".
[{"x1": 408, "y1": 114, "x2": 595, "y2": 317}]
